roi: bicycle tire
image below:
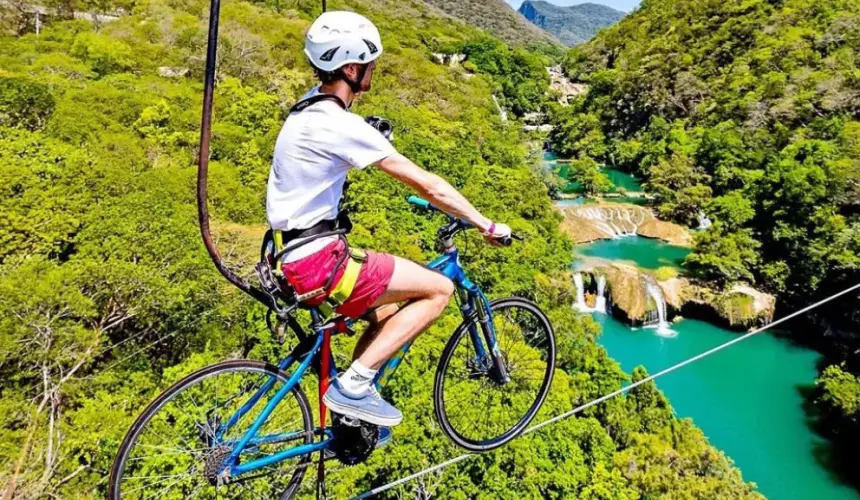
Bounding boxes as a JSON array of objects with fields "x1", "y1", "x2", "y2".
[
  {"x1": 434, "y1": 297, "x2": 555, "y2": 452},
  {"x1": 109, "y1": 359, "x2": 313, "y2": 500}
]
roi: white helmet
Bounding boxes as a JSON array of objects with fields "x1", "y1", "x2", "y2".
[{"x1": 304, "y1": 11, "x2": 383, "y2": 73}]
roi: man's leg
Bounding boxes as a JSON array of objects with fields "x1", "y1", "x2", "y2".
[
  {"x1": 323, "y1": 256, "x2": 453, "y2": 426},
  {"x1": 354, "y1": 256, "x2": 454, "y2": 369},
  {"x1": 353, "y1": 303, "x2": 399, "y2": 361}
]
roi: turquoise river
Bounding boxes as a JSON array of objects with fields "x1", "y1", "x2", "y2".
[{"x1": 577, "y1": 237, "x2": 859, "y2": 499}]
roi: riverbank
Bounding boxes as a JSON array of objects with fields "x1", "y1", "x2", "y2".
[{"x1": 597, "y1": 313, "x2": 860, "y2": 500}]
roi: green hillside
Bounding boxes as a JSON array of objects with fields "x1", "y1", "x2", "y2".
[
  {"x1": 0, "y1": 0, "x2": 761, "y2": 497},
  {"x1": 518, "y1": 0, "x2": 626, "y2": 46},
  {"x1": 423, "y1": 0, "x2": 563, "y2": 50},
  {"x1": 550, "y1": 0, "x2": 860, "y2": 487}
]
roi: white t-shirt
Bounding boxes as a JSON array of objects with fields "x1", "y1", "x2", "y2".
[{"x1": 266, "y1": 87, "x2": 396, "y2": 261}]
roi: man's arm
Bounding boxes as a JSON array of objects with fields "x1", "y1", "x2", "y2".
[{"x1": 375, "y1": 153, "x2": 493, "y2": 232}]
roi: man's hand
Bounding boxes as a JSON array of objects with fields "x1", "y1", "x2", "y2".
[{"x1": 482, "y1": 222, "x2": 512, "y2": 246}]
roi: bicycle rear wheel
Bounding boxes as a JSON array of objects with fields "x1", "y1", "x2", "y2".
[
  {"x1": 434, "y1": 297, "x2": 555, "y2": 452},
  {"x1": 109, "y1": 360, "x2": 313, "y2": 500}
]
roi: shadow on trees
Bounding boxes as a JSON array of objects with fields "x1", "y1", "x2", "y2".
[{"x1": 798, "y1": 384, "x2": 860, "y2": 493}]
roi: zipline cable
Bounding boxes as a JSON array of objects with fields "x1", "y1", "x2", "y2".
[{"x1": 350, "y1": 281, "x2": 860, "y2": 500}]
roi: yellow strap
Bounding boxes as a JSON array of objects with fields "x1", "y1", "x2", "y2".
[
  {"x1": 329, "y1": 255, "x2": 363, "y2": 305},
  {"x1": 272, "y1": 230, "x2": 285, "y2": 276},
  {"x1": 318, "y1": 251, "x2": 364, "y2": 318}
]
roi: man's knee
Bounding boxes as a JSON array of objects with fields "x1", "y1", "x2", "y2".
[
  {"x1": 430, "y1": 277, "x2": 455, "y2": 315},
  {"x1": 437, "y1": 278, "x2": 455, "y2": 301}
]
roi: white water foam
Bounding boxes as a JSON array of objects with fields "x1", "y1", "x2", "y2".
[{"x1": 644, "y1": 281, "x2": 676, "y2": 337}]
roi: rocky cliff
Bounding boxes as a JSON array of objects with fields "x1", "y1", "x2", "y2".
[
  {"x1": 518, "y1": 1, "x2": 625, "y2": 46},
  {"x1": 575, "y1": 260, "x2": 776, "y2": 330}
]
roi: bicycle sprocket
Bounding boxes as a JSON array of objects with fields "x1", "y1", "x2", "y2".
[
  {"x1": 204, "y1": 445, "x2": 233, "y2": 485},
  {"x1": 331, "y1": 413, "x2": 379, "y2": 466}
]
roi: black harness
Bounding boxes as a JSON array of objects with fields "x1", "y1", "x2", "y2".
[
  {"x1": 288, "y1": 93, "x2": 347, "y2": 114},
  {"x1": 274, "y1": 92, "x2": 354, "y2": 258}
]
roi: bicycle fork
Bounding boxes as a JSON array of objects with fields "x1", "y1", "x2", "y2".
[{"x1": 461, "y1": 289, "x2": 510, "y2": 385}]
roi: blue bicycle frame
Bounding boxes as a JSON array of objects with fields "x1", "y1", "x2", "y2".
[{"x1": 215, "y1": 197, "x2": 506, "y2": 479}]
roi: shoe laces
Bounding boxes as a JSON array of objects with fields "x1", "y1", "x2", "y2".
[{"x1": 367, "y1": 385, "x2": 384, "y2": 402}]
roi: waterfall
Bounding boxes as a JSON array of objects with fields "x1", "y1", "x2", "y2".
[
  {"x1": 491, "y1": 95, "x2": 508, "y2": 122},
  {"x1": 574, "y1": 206, "x2": 645, "y2": 239},
  {"x1": 594, "y1": 275, "x2": 607, "y2": 314},
  {"x1": 573, "y1": 273, "x2": 591, "y2": 312},
  {"x1": 644, "y1": 282, "x2": 676, "y2": 337},
  {"x1": 697, "y1": 211, "x2": 712, "y2": 230}
]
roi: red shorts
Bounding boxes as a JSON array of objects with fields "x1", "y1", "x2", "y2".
[{"x1": 281, "y1": 239, "x2": 395, "y2": 319}]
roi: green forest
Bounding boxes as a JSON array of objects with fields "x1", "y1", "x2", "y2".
[
  {"x1": 0, "y1": 0, "x2": 770, "y2": 498},
  {"x1": 548, "y1": 0, "x2": 860, "y2": 488}
]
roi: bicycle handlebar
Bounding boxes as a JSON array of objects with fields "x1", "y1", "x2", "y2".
[
  {"x1": 407, "y1": 195, "x2": 436, "y2": 211},
  {"x1": 407, "y1": 196, "x2": 523, "y2": 246}
]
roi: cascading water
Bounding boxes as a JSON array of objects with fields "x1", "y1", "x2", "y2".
[
  {"x1": 573, "y1": 272, "x2": 591, "y2": 312},
  {"x1": 574, "y1": 207, "x2": 646, "y2": 239},
  {"x1": 697, "y1": 211, "x2": 712, "y2": 230},
  {"x1": 594, "y1": 275, "x2": 607, "y2": 313},
  {"x1": 644, "y1": 282, "x2": 675, "y2": 337}
]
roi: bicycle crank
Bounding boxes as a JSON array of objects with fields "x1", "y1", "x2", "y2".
[{"x1": 330, "y1": 413, "x2": 379, "y2": 465}]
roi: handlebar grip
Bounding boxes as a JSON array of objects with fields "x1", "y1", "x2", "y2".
[
  {"x1": 496, "y1": 233, "x2": 523, "y2": 246},
  {"x1": 407, "y1": 195, "x2": 432, "y2": 210}
]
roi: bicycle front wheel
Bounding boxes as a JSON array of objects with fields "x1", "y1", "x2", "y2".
[
  {"x1": 434, "y1": 297, "x2": 555, "y2": 452},
  {"x1": 109, "y1": 360, "x2": 313, "y2": 500}
]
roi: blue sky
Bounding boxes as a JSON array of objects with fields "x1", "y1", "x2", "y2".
[{"x1": 505, "y1": 0, "x2": 641, "y2": 13}]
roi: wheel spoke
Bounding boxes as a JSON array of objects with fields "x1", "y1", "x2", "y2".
[
  {"x1": 113, "y1": 363, "x2": 313, "y2": 500},
  {"x1": 437, "y1": 300, "x2": 554, "y2": 448}
]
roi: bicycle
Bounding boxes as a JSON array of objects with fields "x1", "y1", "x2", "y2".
[{"x1": 108, "y1": 195, "x2": 556, "y2": 499}]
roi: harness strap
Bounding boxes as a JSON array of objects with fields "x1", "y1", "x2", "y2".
[
  {"x1": 272, "y1": 230, "x2": 285, "y2": 277},
  {"x1": 289, "y1": 93, "x2": 347, "y2": 114},
  {"x1": 274, "y1": 235, "x2": 367, "y2": 318},
  {"x1": 317, "y1": 248, "x2": 367, "y2": 318}
]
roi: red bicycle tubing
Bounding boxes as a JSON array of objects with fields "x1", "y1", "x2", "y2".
[{"x1": 319, "y1": 329, "x2": 332, "y2": 429}]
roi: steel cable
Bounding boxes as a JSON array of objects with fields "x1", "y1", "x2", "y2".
[{"x1": 349, "y1": 282, "x2": 860, "y2": 500}]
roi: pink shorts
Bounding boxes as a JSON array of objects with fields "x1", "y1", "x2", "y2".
[{"x1": 281, "y1": 239, "x2": 395, "y2": 319}]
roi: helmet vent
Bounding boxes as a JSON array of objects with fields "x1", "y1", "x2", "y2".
[
  {"x1": 319, "y1": 47, "x2": 339, "y2": 62},
  {"x1": 363, "y1": 39, "x2": 379, "y2": 54}
]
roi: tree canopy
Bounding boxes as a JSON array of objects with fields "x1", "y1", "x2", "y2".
[{"x1": 0, "y1": 0, "x2": 759, "y2": 497}]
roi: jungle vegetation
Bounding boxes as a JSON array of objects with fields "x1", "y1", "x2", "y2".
[
  {"x1": 547, "y1": 0, "x2": 860, "y2": 488},
  {"x1": 0, "y1": 0, "x2": 764, "y2": 497}
]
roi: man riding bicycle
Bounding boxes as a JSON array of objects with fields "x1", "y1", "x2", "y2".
[{"x1": 267, "y1": 10, "x2": 512, "y2": 430}]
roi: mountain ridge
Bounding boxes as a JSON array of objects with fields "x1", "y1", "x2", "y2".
[
  {"x1": 519, "y1": 0, "x2": 625, "y2": 46},
  {"x1": 421, "y1": 0, "x2": 564, "y2": 49}
]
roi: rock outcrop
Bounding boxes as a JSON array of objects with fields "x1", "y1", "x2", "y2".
[
  {"x1": 680, "y1": 283, "x2": 776, "y2": 330},
  {"x1": 547, "y1": 65, "x2": 588, "y2": 105},
  {"x1": 576, "y1": 259, "x2": 776, "y2": 329},
  {"x1": 558, "y1": 202, "x2": 693, "y2": 246},
  {"x1": 431, "y1": 53, "x2": 466, "y2": 67}
]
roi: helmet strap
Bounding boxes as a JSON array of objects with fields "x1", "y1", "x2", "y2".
[{"x1": 340, "y1": 63, "x2": 370, "y2": 94}]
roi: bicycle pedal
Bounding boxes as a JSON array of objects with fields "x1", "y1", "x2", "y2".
[{"x1": 333, "y1": 413, "x2": 362, "y2": 427}]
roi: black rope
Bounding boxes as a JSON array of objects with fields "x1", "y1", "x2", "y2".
[{"x1": 196, "y1": 0, "x2": 275, "y2": 309}]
